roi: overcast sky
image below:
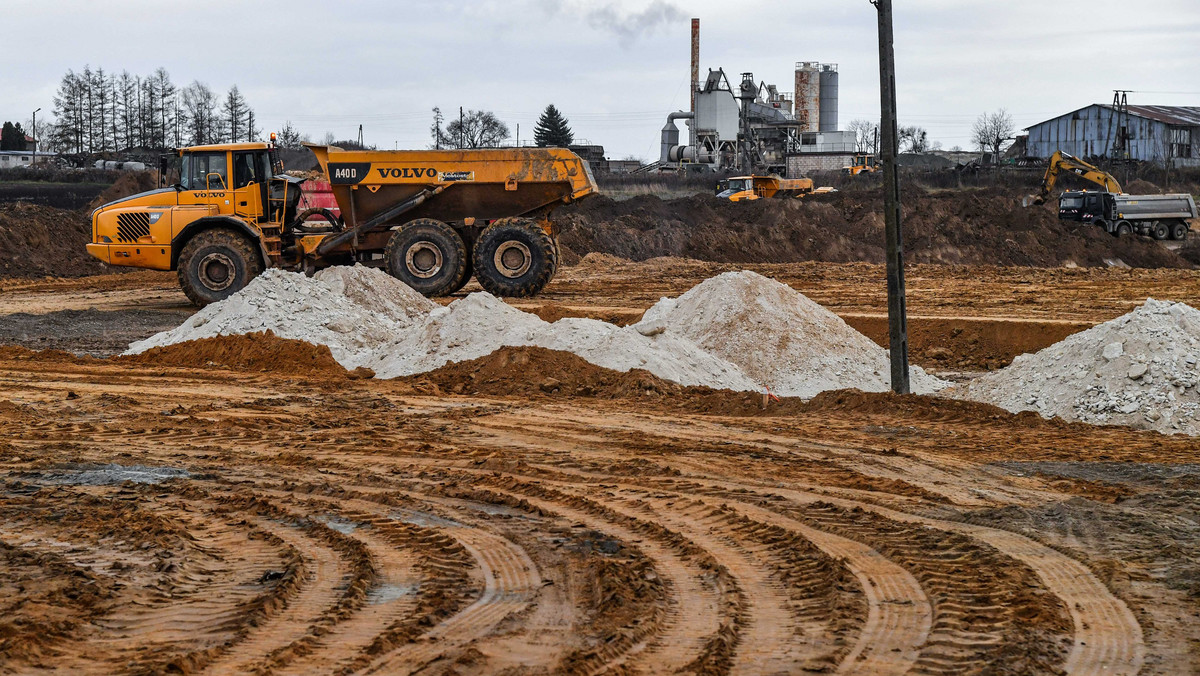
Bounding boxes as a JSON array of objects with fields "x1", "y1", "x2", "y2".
[{"x1": 4, "y1": 0, "x2": 1199, "y2": 159}]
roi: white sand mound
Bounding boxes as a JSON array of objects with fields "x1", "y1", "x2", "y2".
[
  {"x1": 959, "y1": 298, "x2": 1200, "y2": 435},
  {"x1": 362, "y1": 293, "x2": 759, "y2": 390},
  {"x1": 634, "y1": 270, "x2": 949, "y2": 398},
  {"x1": 314, "y1": 265, "x2": 436, "y2": 325},
  {"x1": 126, "y1": 268, "x2": 406, "y2": 366},
  {"x1": 130, "y1": 267, "x2": 949, "y2": 398}
]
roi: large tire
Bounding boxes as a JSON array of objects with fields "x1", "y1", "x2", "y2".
[
  {"x1": 384, "y1": 218, "x2": 468, "y2": 297},
  {"x1": 1171, "y1": 220, "x2": 1189, "y2": 241},
  {"x1": 1115, "y1": 222, "x2": 1132, "y2": 237},
  {"x1": 473, "y1": 218, "x2": 557, "y2": 297},
  {"x1": 177, "y1": 228, "x2": 264, "y2": 307},
  {"x1": 1151, "y1": 221, "x2": 1170, "y2": 240},
  {"x1": 447, "y1": 251, "x2": 474, "y2": 294}
]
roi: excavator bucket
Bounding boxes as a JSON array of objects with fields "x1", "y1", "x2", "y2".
[{"x1": 1021, "y1": 194, "x2": 1042, "y2": 208}]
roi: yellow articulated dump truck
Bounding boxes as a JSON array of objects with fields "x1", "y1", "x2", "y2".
[
  {"x1": 716, "y1": 175, "x2": 834, "y2": 201},
  {"x1": 87, "y1": 141, "x2": 598, "y2": 305}
]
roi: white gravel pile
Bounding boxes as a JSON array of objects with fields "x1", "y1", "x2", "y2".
[
  {"x1": 129, "y1": 267, "x2": 948, "y2": 398},
  {"x1": 314, "y1": 265, "x2": 436, "y2": 325},
  {"x1": 959, "y1": 299, "x2": 1200, "y2": 435},
  {"x1": 363, "y1": 292, "x2": 758, "y2": 390},
  {"x1": 126, "y1": 268, "x2": 410, "y2": 366},
  {"x1": 633, "y1": 270, "x2": 949, "y2": 397}
]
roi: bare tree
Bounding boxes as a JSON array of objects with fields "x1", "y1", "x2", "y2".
[
  {"x1": 181, "y1": 81, "x2": 219, "y2": 145},
  {"x1": 971, "y1": 108, "x2": 1015, "y2": 157},
  {"x1": 444, "y1": 110, "x2": 509, "y2": 149},
  {"x1": 898, "y1": 125, "x2": 930, "y2": 153},
  {"x1": 847, "y1": 118, "x2": 878, "y2": 154}
]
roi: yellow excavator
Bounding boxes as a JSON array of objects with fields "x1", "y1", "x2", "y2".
[{"x1": 1022, "y1": 150, "x2": 1121, "y2": 207}]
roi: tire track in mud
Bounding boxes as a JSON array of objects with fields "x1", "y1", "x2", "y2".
[
  {"x1": 0, "y1": 487, "x2": 305, "y2": 675},
  {"x1": 656, "y1": 476, "x2": 1144, "y2": 676},
  {"x1": 358, "y1": 513, "x2": 541, "y2": 675},
  {"x1": 440, "y1": 478, "x2": 735, "y2": 675},
  {"x1": 423, "y1": 468, "x2": 933, "y2": 675}
]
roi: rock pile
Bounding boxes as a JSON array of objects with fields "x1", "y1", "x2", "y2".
[{"x1": 959, "y1": 299, "x2": 1200, "y2": 435}]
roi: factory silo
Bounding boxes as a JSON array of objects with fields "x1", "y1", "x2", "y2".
[
  {"x1": 794, "y1": 62, "x2": 820, "y2": 133},
  {"x1": 819, "y1": 64, "x2": 839, "y2": 132}
]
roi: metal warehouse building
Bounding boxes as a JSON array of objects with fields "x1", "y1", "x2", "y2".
[{"x1": 1025, "y1": 104, "x2": 1200, "y2": 167}]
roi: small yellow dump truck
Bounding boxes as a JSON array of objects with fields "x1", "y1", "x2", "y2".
[
  {"x1": 716, "y1": 175, "x2": 819, "y2": 201},
  {"x1": 87, "y1": 142, "x2": 598, "y2": 305}
]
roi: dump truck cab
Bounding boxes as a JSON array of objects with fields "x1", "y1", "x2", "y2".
[
  {"x1": 88, "y1": 140, "x2": 597, "y2": 306},
  {"x1": 717, "y1": 176, "x2": 761, "y2": 201},
  {"x1": 87, "y1": 142, "x2": 303, "y2": 305},
  {"x1": 842, "y1": 154, "x2": 878, "y2": 176}
]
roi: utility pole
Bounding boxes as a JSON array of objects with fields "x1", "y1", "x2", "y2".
[
  {"x1": 459, "y1": 107, "x2": 464, "y2": 149},
  {"x1": 872, "y1": 0, "x2": 910, "y2": 393},
  {"x1": 31, "y1": 108, "x2": 40, "y2": 166}
]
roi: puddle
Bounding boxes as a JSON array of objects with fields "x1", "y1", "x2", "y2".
[
  {"x1": 391, "y1": 508, "x2": 462, "y2": 528},
  {"x1": 368, "y1": 582, "x2": 419, "y2": 604},
  {"x1": 19, "y1": 463, "x2": 191, "y2": 486},
  {"x1": 315, "y1": 515, "x2": 360, "y2": 534}
]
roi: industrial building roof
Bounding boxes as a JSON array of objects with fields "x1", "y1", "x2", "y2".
[
  {"x1": 1026, "y1": 104, "x2": 1200, "y2": 130},
  {"x1": 1122, "y1": 105, "x2": 1200, "y2": 126}
]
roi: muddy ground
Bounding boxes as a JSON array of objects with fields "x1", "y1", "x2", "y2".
[{"x1": 1, "y1": 260, "x2": 1199, "y2": 674}]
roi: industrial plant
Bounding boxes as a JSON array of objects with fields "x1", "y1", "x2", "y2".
[{"x1": 656, "y1": 18, "x2": 855, "y2": 177}]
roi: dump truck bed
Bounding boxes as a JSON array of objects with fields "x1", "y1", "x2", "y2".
[
  {"x1": 1114, "y1": 193, "x2": 1198, "y2": 220},
  {"x1": 306, "y1": 145, "x2": 598, "y2": 230}
]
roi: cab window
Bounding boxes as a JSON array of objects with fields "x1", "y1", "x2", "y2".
[
  {"x1": 233, "y1": 152, "x2": 259, "y2": 188},
  {"x1": 181, "y1": 152, "x2": 228, "y2": 190}
]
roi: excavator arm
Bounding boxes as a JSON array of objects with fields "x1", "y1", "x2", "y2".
[{"x1": 1024, "y1": 151, "x2": 1122, "y2": 206}]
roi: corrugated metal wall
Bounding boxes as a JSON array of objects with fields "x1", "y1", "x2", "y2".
[{"x1": 1026, "y1": 105, "x2": 1200, "y2": 165}]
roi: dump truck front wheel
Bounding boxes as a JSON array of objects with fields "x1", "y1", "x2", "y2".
[
  {"x1": 177, "y1": 228, "x2": 264, "y2": 307},
  {"x1": 473, "y1": 218, "x2": 557, "y2": 298},
  {"x1": 384, "y1": 218, "x2": 468, "y2": 297}
]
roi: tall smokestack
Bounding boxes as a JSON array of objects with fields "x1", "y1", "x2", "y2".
[{"x1": 690, "y1": 17, "x2": 699, "y2": 148}]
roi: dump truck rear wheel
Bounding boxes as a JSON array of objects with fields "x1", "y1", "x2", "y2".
[
  {"x1": 473, "y1": 218, "x2": 557, "y2": 298},
  {"x1": 177, "y1": 228, "x2": 263, "y2": 307},
  {"x1": 1170, "y1": 221, "x2": 1189, "y2": 241},
  {"x1": 1152, "y1": 221, "x2": 1170, "y2": 240},
  {"x1": 384, "y1": 218, "x2": 468, "y2": 297}
]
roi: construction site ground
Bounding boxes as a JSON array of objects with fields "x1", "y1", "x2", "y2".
[{"x1": 3, "y1": 259, "x2": 1200, "y2": 674}]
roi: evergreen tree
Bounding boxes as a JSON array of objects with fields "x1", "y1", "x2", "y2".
[
  {"x1": 533, "y1": 104, "x2": 574, "y2": 147},
  {"x1": 221, "y1": 85, "x2": 248, "y2": 142},
  {"x1": 1, "y1": 122, "x2": 27, "y2": 151}
]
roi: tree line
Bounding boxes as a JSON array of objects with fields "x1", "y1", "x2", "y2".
[{"x1": 47, "y1": 66, "x2": 259, "y2": 154}]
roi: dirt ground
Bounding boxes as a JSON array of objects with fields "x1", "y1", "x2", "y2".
[{"x1": 1, "y1": 260, "x2": 1199, "y2": 674}]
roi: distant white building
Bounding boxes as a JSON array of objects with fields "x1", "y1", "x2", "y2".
[{"x1": 0, "y1": 150, "x2": 55, "y2": 169}]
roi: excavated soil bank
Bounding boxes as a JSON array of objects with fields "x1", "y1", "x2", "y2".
[
  {"x1": 0, "y1": 202, "x2": 117, "y2": 279},
  {"x1": 555, "y1": 188, "x2": 1192, "y2": 269}
]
